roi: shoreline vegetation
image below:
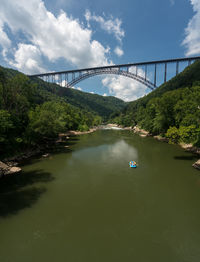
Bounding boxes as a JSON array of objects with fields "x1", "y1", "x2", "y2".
[
  {"x1": 110, "y1": 61, "x2": 200, "y2": 171},
  {"x1": 1, "y1": 61, "x2": 200, "y2": 176},
  {"x1": 1, "y1": 123, "x2": 200, "y2": 178},
  {"x1": 0, "y1": 65, "x2": 125, "y2": 178},
  {"x1": 103, "y1": 123, "x2": 200, "y2": 170},
  {"x1": 0, "y1": 127, "x2": 98, "y2": 178},
  {"x1": 129, "y1": 124, "x2": 200, "y2": 170}
]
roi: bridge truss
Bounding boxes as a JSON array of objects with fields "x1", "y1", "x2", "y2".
[{"x1": 30, "y1": 56, "x2": 200, "y2": 90}]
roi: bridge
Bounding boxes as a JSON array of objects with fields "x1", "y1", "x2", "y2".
[{"x1": 30, "y1": 56, "x2": 200, "y2": 90}]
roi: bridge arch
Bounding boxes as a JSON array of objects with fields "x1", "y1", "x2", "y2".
[
  {"x1": 30, "y1": 56, "x2": 200, "y2": 91},
  {"x1": 66, "y1": 68, "x2": 156, "y2": 90}
]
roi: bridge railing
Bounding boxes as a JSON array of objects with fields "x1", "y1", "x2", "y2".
[{"x1": 29, "y1": 56, "x2": 200, "y2": 90}]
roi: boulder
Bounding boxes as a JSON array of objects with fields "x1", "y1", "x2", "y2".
[
  {"x1": 42, "y1": 153, "x2": 49, "y2": 158},
  {"x1": 0, "y1": 161, "x2": 21, "y2": 177},
  {"x1": 192, "y1": 159, "x2": 200, "y2": 170},
  {"x1": 5, "y1": 167, "x2": 21, "y2": 175},
  {"x1": 0, "y1": 161, "x2": 9, "y2": 170},
  {"x1": 5, "y1": 161, "x2": 18, "y2": 167},
  {"x1": 133, "y1": 126, "x2": 150, "y2": 137}
]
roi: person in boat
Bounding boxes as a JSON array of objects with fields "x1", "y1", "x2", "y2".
[{"x1": 129, "y1": 161, "x2": 137, "y2": 167}]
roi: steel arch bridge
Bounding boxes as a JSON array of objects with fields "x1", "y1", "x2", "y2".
[
  {"x1": 65, "y1": 68, "x2": 156, "y2": 90},
  {"x1": 30, "y1": 56, "x2": 200, "y2": 90}
]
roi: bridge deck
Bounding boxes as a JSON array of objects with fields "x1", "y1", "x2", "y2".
[{"x1": 30, "y1": 56, "x2": 200, "y2": 77}]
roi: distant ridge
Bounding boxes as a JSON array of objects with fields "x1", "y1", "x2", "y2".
[{"x1": 0, "y1": 65, "x2": 126, "y2": 119}]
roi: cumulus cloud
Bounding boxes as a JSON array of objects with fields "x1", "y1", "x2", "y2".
[
  {"x1": 0, "y1": 0, "x2": 111, "y2": 73},
  {"x1": 9, "y1": 44, "x2": 46, "y2": 74},
  {"x1": 114, "y1": 46, "x2": 124, "y2": 57},
  {"x1": 102, "y1": 68, "x2": 149, "y2": 101},
  {"x1": 85, "y1": 10, "x2": 125, "y2": 42},
  {"x1": 0, "y1": 21, "x2": 11, "y2": 58},
  {"x1": 182, "y1": 0, "x2": 200, "y2": 56}
]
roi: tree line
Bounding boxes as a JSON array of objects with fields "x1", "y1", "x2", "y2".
[
  {"x1": 0, "y1": 69, "x2": 101, "y2": 157},
  {"x1": 111, "y1": 61, "x2": 200, "y2": 146}
]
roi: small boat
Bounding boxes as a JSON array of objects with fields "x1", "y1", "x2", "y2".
[{"x1": 129, "y1": 161, "x2": 137, "y2": 168}]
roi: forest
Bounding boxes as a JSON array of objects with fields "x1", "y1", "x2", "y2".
[
  {"x1": 0, "y1": 66, "x2": 125, "y2": 158},
  {"x1": 111, "y1": 60, "x2": 200, "y2": 146},
  {"x1": 1, "y1": 60, "x2": 200, "y2": 159}
]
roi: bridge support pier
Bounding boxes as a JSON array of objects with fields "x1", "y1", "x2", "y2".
[
  {"x1": 154, "y1": 64, "x2": 157, "y2": 87},
  {"x1": 164, "y1": 62, "x2": 167, "y2": 83},
  {"x1": 176, "y1": 61, "x2": 179, "y2": 76}
]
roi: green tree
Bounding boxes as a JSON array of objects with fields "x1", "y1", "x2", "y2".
[
  {"x1": 0, "y1": 110, "x2": 14, "y2": 154},
  {"x1": 27, "y1": 101, "x2": 69, "y2": 141},
  {"x1": 179, "y1": 125, "x2": 199, "y2": 144},
  {"x1": 166, "y1": 126, "x2": 180, "y2": 144}
]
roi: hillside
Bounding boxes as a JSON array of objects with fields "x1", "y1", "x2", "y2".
[
  {"x1": 37, "y1": 79, "x2": 126, "y2": 119},
  {"x1": 112, "y1": 60, "x2": 200, "y2": 146},
  {"x1": 0, "y1": 65, "x2": 125, "y2": 157},
  {"x1": 124, "y1": 60, "x2": 200, "y2": 114},
  {"x1": 0, "y1": 66, "x2": 126, "y2": 119}
]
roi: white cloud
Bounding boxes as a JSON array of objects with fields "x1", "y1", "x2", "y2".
[
  {"x1": 103, "y1": 93, "x2": 107, "y2": 96},
  {"x1": 114, "y1": 46, "x2": 124, "y2": 57},
  {"x1": 85, "y1": 10, "x2": 125, "y2": 42},
  {"x1": 77, "y1": 87, "x2": 82, "y2": 91},
  {"x1": 0, "y1": 0, "x2": 111, "y2": 73},
  {"x1": 182, "y1": 0, "x2": 200, "y2": 56},
  {"x1": 9, "y1": 44, "x2": 46, "y2": 74},
  {"x1": 0, "y1": 21, "x2": 11, "y2": 58},
  {"x1": 102, "y1": 68, "x2": 149, "y2": 101}
]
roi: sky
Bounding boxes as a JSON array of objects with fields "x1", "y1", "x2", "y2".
[{"x1": 0, "y1": 0, "x2": 199, "y2": 101}]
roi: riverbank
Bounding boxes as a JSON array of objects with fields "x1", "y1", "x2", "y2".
[
  {"x1": 0, "y1": 161, "x2": 21, "y2": 178},
  {"x1": 111, "y1": 124, "x2": 200, "y2": 170},
  {"x1": 58, "y1": 125, "x2": 200, "y2": 171},
  {"x1": 63, "y1": 127, "x2": 98, "y2": 136},
  {"x1": 0, "y1": 127, "x2": 98, "y2": 178},
  {"x1": 131, "y1": 125, "x2": 200, "y2": 170},
  {"x1": 1, "y1": 124, "x2": 199, "y2": 175}
]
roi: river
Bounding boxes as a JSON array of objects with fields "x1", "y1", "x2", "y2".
[{"x1": 0, "y1": 129, "x2": 200, "y2": 262}]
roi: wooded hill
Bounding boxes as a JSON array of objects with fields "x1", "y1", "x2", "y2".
[
  {"x1": 112, "y1": 60, "x2": 200, "y2": 146},
  {"x1": 0, "y1": 65, "x2": 126, "y2": 157}
]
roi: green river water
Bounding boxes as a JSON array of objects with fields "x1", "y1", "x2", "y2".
[{"x1": 0, "y1": 129, "x2": 200, "y2": 262}]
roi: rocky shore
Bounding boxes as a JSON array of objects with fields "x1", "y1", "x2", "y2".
[
  {"x1": 192, "y1": 160, "x2": 200, "y2": 170},
  {"x1": 0, "y1": 127, "x2": 98, "y2": 178},
  {"x1": 120, "y1": 124, "x2": 200, "y2": 171},
  {"x1": 179, "y1": 143, "x2": 200, "y2": 171},
  {"x1": 132, "y1": 125, "x2": 151, "y2": 137},
  {"x1": 0, "y1": 161, "x2": 21, "y2": 178},
  {"x1": 1, "y1": 125, "x2": 199, "y2": 175},
  {"x1": 65, "y1": 127, "x2": 98, "y2": 136},
  {"x1": 179, "y1": 143, "x2": 200, "y2": 155}
]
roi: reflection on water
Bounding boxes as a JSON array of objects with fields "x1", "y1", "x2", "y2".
[
  {"x1": 70, "y1": 139, "x2": 138, "y2": 168},
  {"x1": 104, "y1": 139, "x2": 138, "y2": 161}
]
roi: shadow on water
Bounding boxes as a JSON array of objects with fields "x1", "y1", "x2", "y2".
[
  {"x1": 0, "y1": 169, "x2": 54, "y2": 218},
  {"x1": 174, "y1": 155, "x2": 198, "y2": 161},
  {"x1": 20, "y1": 141, "x2": 74, "y2": 167}
]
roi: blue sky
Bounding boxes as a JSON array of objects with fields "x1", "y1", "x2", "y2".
[{"x1": 0, "y1": 0, "x2": 199, "y2": 101}]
